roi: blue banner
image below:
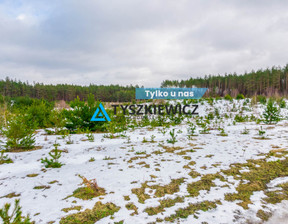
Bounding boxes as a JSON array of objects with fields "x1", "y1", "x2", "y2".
[{"x1": 136, "y1": 88, "x2": 207, "y2": 100}]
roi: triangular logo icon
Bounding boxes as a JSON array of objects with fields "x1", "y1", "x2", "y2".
[{"x1": 90, "y1": 103, "x2": 111, "y2": 122}]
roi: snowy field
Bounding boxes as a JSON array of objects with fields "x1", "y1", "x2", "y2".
[{"x1": 1, "y1": 99, "x2": 288, "y2": 224}]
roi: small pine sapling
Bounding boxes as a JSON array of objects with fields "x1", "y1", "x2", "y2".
[
  {"x1": 279, "y1": 98, "x2": 286, "y2": 108},
  {"x1": 187, "y1": 123, "x2": 197, "y2": 136},
  {"x1": 125, "y1": 136, "x2": 131, "y2": 144},
  {"x1": 2, "y1": 115, "x2": 36, "y2": 151},
  {"x1": 150, "y1": 135, "x2": 156, "y2": 143},
  {"x1": 263, "y1": 99, "x2": 280, "y2": 124},
  {"x1": 0, "y1": 140, "x2": 13, "y2": 164},
  {"x1": 241, "y1": 127, "x2": 249, "y2": 135},
  {"x1": 218, "y1": 128, "x2": 228, "y2": 136},
  {"x1": 89, "y1": 157, "x2": 95, "y2": 162},
  {"x1": 160, "y1": 127, "x2": 167, "y2": 136},
  {"x1": 258, "y1": 126, "x2": 266, "y2": 138},
  {"x1": 86, "y1": 132, "x2": 95, "y2": 142},
  {"x1": 66, "y1": 135, "x2": 74, "y2": 144},
  {"x1": 41, "y1": 144, "x2": 64, "y2": 168},
  {"x1": 0, "y1": 199, "x2": 33, "y2": 224},
  {"x1": 0, "y1": 150, "x2": 13, "y2": 165},
  {"x1": 142, "y1": 137, "x2": 148, "y2": 143},
  {"x1": 167, "y1": 129, "x2": 178, "y2": 145},
  {"x1": 199, "y1": 123, "x2": 210, "y2": 134}
]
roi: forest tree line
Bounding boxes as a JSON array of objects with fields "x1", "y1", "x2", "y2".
[
  {"x1": 1, "y1": 64, "x2": 288, "y2": 102},
  {"x1": 0, "y1": 77, "x2": 138, "y2": 102},
  {"x1": 161, "y1": 65, "x2": 288, "y2": 97}
]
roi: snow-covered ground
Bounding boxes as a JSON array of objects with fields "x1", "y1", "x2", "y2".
[{"x1": 1, "y1": 99, "x2": 288, "y2": 224}]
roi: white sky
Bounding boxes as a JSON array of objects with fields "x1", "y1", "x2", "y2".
[{"x1": 0, "y1": 0, "x2": 288, "y2": 87}]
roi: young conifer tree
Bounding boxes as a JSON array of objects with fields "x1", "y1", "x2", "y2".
[{"x1": 263, "y1": 99, "x2": 280, "y2": 124}]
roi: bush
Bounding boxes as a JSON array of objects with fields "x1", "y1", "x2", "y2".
[
  {"x1": 263, "y1": 99, "x2": 280, "y2": 124},
  {"x1": 1, "y1": 115, "x2": 36, "y2": 151},
  {"x1": 224, "y1": 94, "x2": 233, "y2": 101},
  {"x1": 257, "y1": 95, "x2": 266, "y2": 104},
  {"x1": 278, "y1": 98, "x2": 286, "y2": 108},
  {"x1": 8, "y1": 96, "x2": 35, "y2": 110},
  {"x1": 48, "y1": 109, "x2": 66, "y2": 134},
  {"x1": 63, "y1": 95, "x2": 112, "y2": 132},
  {"x1": 25, "y1": 101, "x2": 54, "y2": 128},
  {"x1": 0, "y1": 199, "x2": 33, "y2": 224},
  {"x1": 236, "y1": 94, "x2": 245, "y2": 100}
]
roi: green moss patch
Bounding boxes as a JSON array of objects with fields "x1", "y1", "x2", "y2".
[
  {"x1": 150, "y1": 178, "x2": 185, "y2": 198},
  {"x1": 72, "y1": 186, "x2": 106, "y2": 200},
  {"x1": 160, "y1": 200, "x2": 221, "y2": 222},
  {"x1": 161, "y1": 145, "x2": 183, "y2": 153},
  {"x1": 26, "y1": 173, "x2": 39, "y2": 177},
  {"x1": 33, "y1": 185, "x2": 51, "y2": 190},
  {"x1": 0, "y1": 192, "x2": 20, "y2": 198},
  {"x1": 125, "y1": 202, "x2": 138, "y2": 216},
  {"x1": 123, "y1": 195, "x2": 130, "y2": 201},
  {"x1": 263, "y1": 182, "x2": 288, "y2": 204},
  {"x1": 131, "y1": 182, "x2": 151, "y2": 204},
  {"x1": 256, "y1": 209, "x2": 272, "y2": 221},
  {"x1": 132, "y1": 178, "x2": 184, "y2": 204},
  {"x1": 187, "y1": 173, "x2": 225, "y2": 197},
  {"x1": 127, "y1": 155, "x2": 151, "y2": 163},
  {"x1": 61, "y1": 206, "x2": 82, "y2": 213},
  {"x1": 188, "y1": 170, "x2": 201, "y2": 178},
  {"x1": 59, "y1": 202, "x2": 120, "y2": 224},
  {"x1": 144, "y1": 196, "x2": 184, "y2": 216},
  {"x1": 0, "y1": 158, "x2": 13, "y2": 165}
]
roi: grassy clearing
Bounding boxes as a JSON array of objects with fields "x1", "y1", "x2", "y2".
[
  {"x1": 223, "y1": 151, "x2": 288, "y2": 209},
  {"x1": 59, "y1": 202, "x2": 120, "y2": 224}
]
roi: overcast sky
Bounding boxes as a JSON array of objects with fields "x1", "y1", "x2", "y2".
[{"x1": 0, "y1": 0, "x2": 288, "y2": 87}]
